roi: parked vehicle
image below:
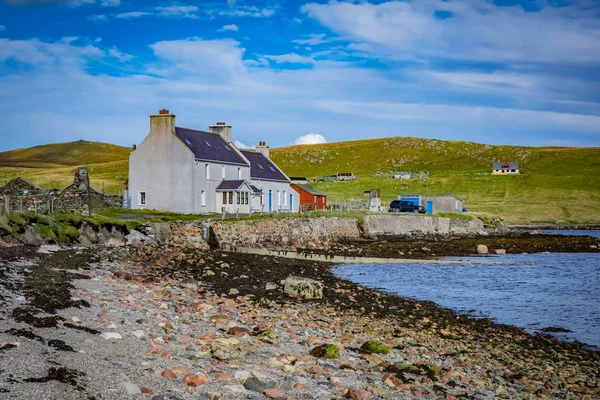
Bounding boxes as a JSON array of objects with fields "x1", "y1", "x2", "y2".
[{"x1": 389, "y1": 200, "x2": 426, "y2": 213}]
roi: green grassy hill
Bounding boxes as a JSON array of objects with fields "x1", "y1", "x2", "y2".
[
  {"x1": 0, "y1": 140, "x2": 130, "y2": 194},
  {"x1": 270, "y1": 138, "x2": 600, "y2": 224},
  {"x1": 1, "y1": 137, "x2": 599, "y2": 224}
]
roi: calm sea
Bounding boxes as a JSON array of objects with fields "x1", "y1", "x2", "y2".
[
  {"x1": 524, "y1": 229, "x2": 600, "y2": 238},
  {"x1": 333, "y1": 252, "x2": 600, "y2": 348}
]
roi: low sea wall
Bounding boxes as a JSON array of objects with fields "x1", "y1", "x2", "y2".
[
  {"x1": 362, "y1": 215, "x2": 484, "y2": 236},
  {"x1": 212, "y1": 217, "x2": 361, "y2": 250}
]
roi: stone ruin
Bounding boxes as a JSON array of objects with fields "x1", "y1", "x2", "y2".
[{"x1": 0, "y1": 167, "x2": 122, "y2": 216}]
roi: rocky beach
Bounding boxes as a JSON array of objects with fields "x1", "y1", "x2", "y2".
[{"x1": 1, "y1": 239, "x2": 599, "y2": 400}]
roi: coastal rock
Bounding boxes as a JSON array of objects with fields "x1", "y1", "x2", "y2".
[
  {"x1": 100, "y1": 332, "x2": 122, "y2": 340},
  {"x1": 283, "y1": 276, "x2": 323, "y2": 299},
  {"x1": 125, "y1": 230, "x2": 152, "y2": 246},
  {"x1": 243, "y1": 377, "x2": 269, "y2": 392},
  {"x1": 211, "y1": 340, "x2": 257, "y2": 360},
  {"x1": 476, "y1": 244, "x2": 489, "y2": 255},
  {"x1": 360, "y1": 340, "x2": 391, "y2": 354},
  {"x1": 309, "y1": 343, "x2": 340, "y2": 359},
  {"x1": 495, "y1": 249, "x2": 507, "y2": 255},
  {"x1": 183, "y1": 374, "x2": 208, "y2": 387}
]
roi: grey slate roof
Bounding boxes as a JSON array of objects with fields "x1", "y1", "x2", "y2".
[
  {"x1": 250, "y1": 185, "x2": 262, "y2": 194},
  {"x1": 493, "y1": 162, "x2": 519, "y2": 169},
  {"x1": 215, "y1": 180, "x2": 247, "y2": 191},
  {"x1": 175, "y1": 127, "x2": 247, "y2": 166},
  {"x1": 240, "y1": 150, "x2": 289, "y2": 182},
  {"x1": 293, "y1": 183, "x2": 326, "y2": 197}
]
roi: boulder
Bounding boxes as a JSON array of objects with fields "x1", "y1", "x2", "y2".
[
  {"x1": 476, "y1": 244, "x2": 489, "y2": 255},
  {"x1": 309, "y1": 343, "x2": 340, "y2": 359},
  {"x1": 283, "y1": 276, "x2": 323, "y2": 299},
  {"x1": 495, "y1": 249, "x2": 507, "y2": 255},
  {"x1": 117, "y1": 382, "x2": 141, "y2": 395},
  {"x1": 125, "y1": 230, "x2": 153, "y2": 246},
  {"x1": 211, "y1": 340, "x2": 257, "y2": 361},
  {"x1": 360, "y1": 340, "x2": 391, "y2": 354}
]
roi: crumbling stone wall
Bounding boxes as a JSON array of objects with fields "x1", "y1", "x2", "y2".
[{"x1": 0, "y1": 168, "x2": 121, "y2": 215}]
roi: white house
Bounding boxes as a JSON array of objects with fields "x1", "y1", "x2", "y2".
[
  {"x1": 492, "y1": 162, "x2": 520, "y2": 174},
  {"x1": 128, "y1": 109, "x2": 299, "y2": 214}
]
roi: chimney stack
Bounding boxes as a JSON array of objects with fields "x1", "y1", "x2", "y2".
[
  {"x1": 257, "y1": 141, "x2": 270, "y2": 159},
  {"x1": 132, "y1": 144, "x2": 137, "y2": 150},
  {"x1": 150, "y1": 109, "x2": 176, "y2": 138},
  {"x1": 209, "y1": 122, "x2": 232, "y2": 142}
]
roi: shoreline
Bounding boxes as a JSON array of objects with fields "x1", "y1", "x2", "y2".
[{"x1": 1, "y1": 244, "x2": 598, "y2": 399}]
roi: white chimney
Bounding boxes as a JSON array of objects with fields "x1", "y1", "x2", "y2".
[
  {"x1": 149, "y1": 109, "x2": 176, "y2": 137},
  {"x1": 257, "y1": 141, "x2": 270, "y2": 159},
  {"x1": 209, "y1": 122, "x2": 232, "y2": 142}
]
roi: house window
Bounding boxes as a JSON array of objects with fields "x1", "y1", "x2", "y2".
[
  {"x1": 223, "y1": 192, "x2": 227, "y2": 204},
  {"x1": 236, "y1": 192, "x2": 240, "y2": 204},
  {"x1": 201, "y1": 190, "x2": 206, "y2": 206},
  {"x1": 222, "y1": 165, "x2": 225, "y2": 179},
  {"x1": 283, "y1": 191, "x2": 287, "y2": 205},
  {"x1": 277, "y1": 190, "x2": 281, "y2": 205},
  {"x1": 205, "y1": 164, "x2": 210, "y2": 179},
  {"x1": 314, "y1": 195, "x2": 317, "y2": 203},
  {"x1": 138, "y1": 192, "x2": 146, "y2": 206},
  {"x1": 228, "y1": 192, "x2": 233, "y2": 204},
  {"x1": 238, "y1": 167, "x2": 242, "y2": 179}
]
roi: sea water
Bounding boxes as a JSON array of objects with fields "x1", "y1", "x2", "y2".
[{"x1": 334, "y1": 252, "x2": 600, "y2": 348}]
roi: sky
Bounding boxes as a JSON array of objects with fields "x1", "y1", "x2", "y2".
[{"x1": 0, "y1": 0, "x2": 599, "y2": 152}]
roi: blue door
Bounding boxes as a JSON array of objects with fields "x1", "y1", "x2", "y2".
[
  {"x1": 268, "y1": 190, "x2": 272, "y2": 212},
  {"x1": 426, "y1": 201, "x2": 433, "y2": 214},
  {"x1": 289, "y1": 194, "x2": 293, "y2": 211}
]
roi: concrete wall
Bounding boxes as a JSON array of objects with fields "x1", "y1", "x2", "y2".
[
  {"x1": 129, "y1": 113, "x2": 196, "y2": 214},
  {"x1": 362, "y1": 215, "x2": 482, "y2": 236}
]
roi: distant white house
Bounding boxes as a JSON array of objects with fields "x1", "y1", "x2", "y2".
[
  {"x1": 492, "y1": 162, "x2": 519, "y2": 174},
  {"x1": 394, "y1": 171, "x2": 411, "y2": 179},
  {"x1": 128, "y1": 110, "x2": 299, "y2": 214}
]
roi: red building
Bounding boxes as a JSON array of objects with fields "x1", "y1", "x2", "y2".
[{"x1": 291, "y1": 183, "x2": 327, "y2": 211}]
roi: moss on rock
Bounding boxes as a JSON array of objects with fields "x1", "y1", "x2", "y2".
[
  {"x1": 309, "y1": 343, "x2": 340, "y2": 359},
  {"x1": 361, "y1": 340, "x2": 391, "y2": 354}
]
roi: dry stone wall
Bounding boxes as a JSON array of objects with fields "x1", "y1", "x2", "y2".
[{"x1": 212, "y1": 217, "x2": 361, "y2": 250}]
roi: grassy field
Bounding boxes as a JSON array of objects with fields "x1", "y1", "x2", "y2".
[
  {"x1": 0, "y1": 140, "x2": 130, "y2": 195},
  {"x1": 1, "y1": 137, "x2": 599, "y2": 224}
]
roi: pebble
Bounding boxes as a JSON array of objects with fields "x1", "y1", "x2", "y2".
[
  {"x1": 161, "y1": 369, "x2": 177, "y2": 379},
  {"x1": 132, "y1": 330, "x2": 145, "y2": 338},
  {"x1": 243, "y1": 377, "x2": 269, "y2": 392},
  {"x1": 183, "y1": 374, "x2": 209, "y2": 387},
  {"x1": 117, "y1": 381, "x2": 141, "y2": 395},
  {"x1": 100, "y1": 332, "x2": 122, "y2": 340}
]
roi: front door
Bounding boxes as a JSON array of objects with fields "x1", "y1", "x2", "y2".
[
  {"x1": 268, "y1": 190, "x2": 272, "y2": 212},
  {"x1": 289, "y1": 194, "x2": 293, "y2": 211}
]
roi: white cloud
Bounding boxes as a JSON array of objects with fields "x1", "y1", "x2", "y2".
[
  {"x1": 292, "y1": 33, "x2": 332, "y2": 46},
  {"x1": 301, "y1": 0, "x2": 600, "y2": 65},
  {"x1": 115, "y1": 11, "x2": 152, "y2": 19},
  {"x1": 264, "y1": 53, "x2": 314, "y2": 64},
  {"x1": 219, "y1": 5, "x2": 275, "y2": 18},
  {"x1": 108, "y1": 47, "x2": 133, "y2": 62},
  {"x1": 315, "y1": 100, "x2": 600, "y2": 134},
  {"x1": 221, "y1": 24, "x2": 239, "y2": 31},
  {"x1": 155, "y1": 5, "x2": 198, "y2": 19},
  {"x1": 0, "y1": 35, "x2": 598, "y2": 153},
  {"x1": 100, "y1": 0, "x2": 119, "y2": 7},
  {"x1": 88, "y1": 14, "x2": 108, "y2": 22},
  {"x1": 234, "y1": 140, "x2": 254, "y2": 149},
  {"x1": 7, "y1": 0, "x2": 93, "y2": 5},
  {"x1": 294, "y1": 133, "x2": 327, "y2": 145}
]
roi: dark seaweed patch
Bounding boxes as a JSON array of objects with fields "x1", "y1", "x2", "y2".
[
  {"x1": 48, "y1": 340, "x2": 75, "y2": 352},
  {"x1": 63, "y1": 323, "x2": 100, "y2": 335},
  {"x1": 5, "y1": 328, "x2": 44, "y2": 342}
]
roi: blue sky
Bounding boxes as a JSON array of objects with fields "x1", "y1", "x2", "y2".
[{"x1": 0, "y1": 0, "x2": 599, "y2": 152}]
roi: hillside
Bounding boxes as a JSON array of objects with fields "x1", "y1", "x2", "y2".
[
  {"x1": 270, "y1": 137, "x2": 600, "y2": 224},
  {"x1": 1, "y1": 137, "x2": 599, "y2": 224},
  {"x1": 0, "y1": 140, "x2": 130, "y2": 194}
]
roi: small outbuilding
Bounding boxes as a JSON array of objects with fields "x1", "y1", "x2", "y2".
[
  {"x1": 399, "y1": 194, "x2": 464, "y2": 214},
  {"x1": 492, "y1": 162, "x2": 519, "y2": 174},
  {"x1": 336, "y1": 172, "x2": 355, "y2": 181},
  {"x1": 291, "y1": 183, "x2": 327, "y2": 212}
]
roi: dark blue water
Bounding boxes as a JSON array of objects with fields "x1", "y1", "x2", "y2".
[
  {"x1": 525, "y1": 229, "x2": 600, "y2": 238},
  {"x1": 333, "y1": 253, "x2": 600, "y2": 348}
]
